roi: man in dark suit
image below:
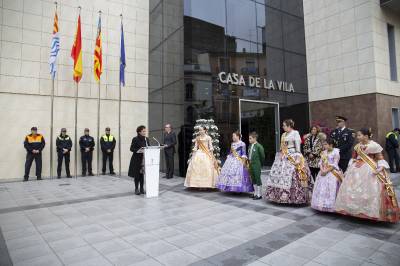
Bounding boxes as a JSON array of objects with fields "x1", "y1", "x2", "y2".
[
  {"x1": 330, "y1": 116, "x2": 354, "y2": 172},
  {"x1": 163, "y1": 124, "x2": 177, "y2": 179}
]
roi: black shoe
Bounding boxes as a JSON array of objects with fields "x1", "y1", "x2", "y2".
[
  {"x1": 135, "y1": 189, "x2": 140, "y2": 195},
  {"x1": 253, "y1": 196, "x2": 262, "y2": 200},
  {"x1": 110, "y1": 172, "x2": 116, "y2": 175},
  {"x1": 162, "y1": 175, "x2": 167, "y2": 179},
  {"x1": 57, "y1": 176, "x2": 61, "y2": 179},
  {"x1": 89, "y1": 173, "x2": 94, "y2": 176},
  {"x1": 249, "y1": 194, "x2": 255, "y2": 198},
  {"x1": 23, "y1": 178, "x2": 28, "y2": 182},
  {"x1": 37, "y1": 177, "x2": 42, "y2": 180},
  {"x1": 166, "y1": 176, "x2": 173, "y2": 179},
  {"x1": 67, "y1": 175, "x2": 72, "y2": 178},
  {"x1": 390, "y1": 170, "x2": 396, "y2": 173},
  {"x1": 140, "y1": 189, "x2": 145, "y2": 194},
  {"x1": 82, "y1": 174, "x2": 86, "y2": 177},
  {"x1": 102, "y1": 172, "x2": 106, "y2": 175}
]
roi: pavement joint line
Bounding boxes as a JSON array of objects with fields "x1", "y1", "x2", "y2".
[{"x1": 0, "y1": 227, "x2": 12, "y2": 266}]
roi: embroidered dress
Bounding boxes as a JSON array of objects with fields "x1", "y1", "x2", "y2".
[
  {"x1": 184, "y1": 135, "x2": 218, "y2": 188},
  {"x1": 311, "y1": 148, "x2": 343, "y2": 212},
  {"x1": 216, "y1": 141, "x2": 253, "y2": 192},
  {"x1": 335, "y1": 140, "x2": 399, "y2": 222},
  {"x1": 265, "y1": 130, "x2": 312, "y2": 204}
]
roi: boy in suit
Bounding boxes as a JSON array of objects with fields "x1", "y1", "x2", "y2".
[{"x1": 248, "y1": 132, "x2": 265, "y2": 200}]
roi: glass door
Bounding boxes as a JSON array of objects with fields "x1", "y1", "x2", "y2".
[{"x1": 239, "y1": 99, "x2": 280, "y2": 166}]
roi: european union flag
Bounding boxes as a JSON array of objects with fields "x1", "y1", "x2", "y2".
[{"x1": 119, "y1": 22, "x2": 126, "y2": 86}]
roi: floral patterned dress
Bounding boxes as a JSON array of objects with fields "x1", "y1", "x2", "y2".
[
  {"x1": 311, "y1": 148, "x2": 343, "y2": 212},
  {"x1": 265, "y1": 130, "x2": 312, "y2": 204},
  {"x1": 335, "y1": 140, "x2": 399, "y2": 222},
  {"x1": 216, "y1": 141, "x2": 253, "y2": 192},
  {"x1": 184, "y1": 135, "x2": 219, "y2": 188}
]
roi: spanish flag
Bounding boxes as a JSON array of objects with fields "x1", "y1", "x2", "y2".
[
  {"x1": 71, "y1": 15, "x2": 82, "y2": 83},
  {"x1": 94, "y1": 15, "x2": 102, "y2": 82}
]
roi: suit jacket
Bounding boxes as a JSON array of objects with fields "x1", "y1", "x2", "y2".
[
  {"x1": 163, "y1": 132, "x2": 177, "y2": 154},
  {"x1": 128, "y1": 135, "x2": 149, "y2": 178},
  {"x1": 248, "y1": 142, "x2": 265, "y2": 171},
  {"x1": 330, "y1": 127, "x2": 354, "y2": 160}
]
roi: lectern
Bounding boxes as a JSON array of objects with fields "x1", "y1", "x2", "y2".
[{"x1": 137, "y1": 146, "x2": 162, "y2": 198}]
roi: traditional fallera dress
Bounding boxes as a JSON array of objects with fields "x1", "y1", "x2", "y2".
[
  {"x1": 216, "y1": 141, "x2": 253, "y2": 192},
  {"x1": 335, "y1": 140, "x2": 399, "y2": 223},
  {"x1": 311, "y1": 148, "x2": 343, "y2": 212},
  {"x1": 265, "y1": 130, "x2": 312, "y2": 204},
  {"x1": 184, "y1": 135, "x2": 219, "y2": 188}
]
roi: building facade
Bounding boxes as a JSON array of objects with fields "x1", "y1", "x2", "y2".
[
  {"x1": 304, "y1": 0, "x2": 400, "y2": 146},
  {"x1": 0, "y1": 0, "x2": 149, "y2": 179}
]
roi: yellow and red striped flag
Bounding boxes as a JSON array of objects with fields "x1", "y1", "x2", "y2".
[
  {"x1": 94, "y1": 15, "x2": 102, "y2": 82},
  {"x1": 71, "y1": 15, "x2": 82, "y2": 83}
]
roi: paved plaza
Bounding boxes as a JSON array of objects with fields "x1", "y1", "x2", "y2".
[{"x1": 0, "y1": 175, "x2": 400, "y2": 266}]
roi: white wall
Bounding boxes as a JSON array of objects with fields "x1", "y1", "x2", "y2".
[
  {"x1": 0, "y1": 0, "x2": 149, "y2": 179},
  {"x1": 303, "y1": 0, "x2": 400, "y2": 102}
]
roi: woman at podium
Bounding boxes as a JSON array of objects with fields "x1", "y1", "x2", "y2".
[
  {"x1": 184, "y1": 126, "x2": 219, "y2": 188},
  {"x1": 129, "y1": 125, "x2": 150, "y2": 195}
]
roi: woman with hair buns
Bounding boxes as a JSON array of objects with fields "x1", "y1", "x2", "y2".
[
  {"x1": 265, "y1": 119, "x2": 313, "y2": 204},
  {"x1": 335, "y1": 128, "x2": 399, "y2": 222},
  {"x1": 216, "y1": 131, "x2": 253, "y2": 193}
]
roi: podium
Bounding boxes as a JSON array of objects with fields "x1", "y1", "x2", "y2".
[{"x1": 137, "y1": 146, "x2": 163, "y2": 198}]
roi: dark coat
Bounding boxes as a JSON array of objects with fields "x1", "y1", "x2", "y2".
[
  {"x1": 163, "y1": 131, "x2": 177, "y2": 155},
  {"x1": 386, "y1": 132, "x2": 399, "y2": 151},
  {"x1": 128, "y1": 135, "x2": 149, "y2": 178},
  {"x1": 56, "y1": 135, "x2": 72, "y2": 154},
  {"x1": 330, "y1": 127, "x2": 354, "y2": 160}
]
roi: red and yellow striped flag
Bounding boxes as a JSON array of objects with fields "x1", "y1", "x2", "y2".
[
  {"x1": 94, "y1": 15, "x2": 102, "y2": 82},
  {"x1": 71, "y1": 15, "x2": 82, "y2": 83}
]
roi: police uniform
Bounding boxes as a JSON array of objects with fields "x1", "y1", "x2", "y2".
[
  {"x1": 100, "y1": 133, "x2": 116, "y2": 174},
  {"x1": 79, "y1": 134, "x2": 95, "y2": 176},
  {"x1": 330, "y1": 116, "x2": 354, "y2": 172},
  {"x1": 385, "y1": 129, "x2": 400, "y2": 173},
  {"x1": 56, "y1": 134, "x2": 72, "y2": 178},
  {"x1": 24, "y1": 130, "x2": 45, "y2": 181}
]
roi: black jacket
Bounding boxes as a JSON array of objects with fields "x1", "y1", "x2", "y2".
[
  {"x1": 24, "y1": 134, "x2": 45, "y2": 154},
  {"x1": 79, "y1": 135, "x2": 95, "y2": 152},
  {"x1": 386, "y1": 132, "x2": 399, "y2": 151},
  {"x1": 100, "y1": 134, "x2": 116, "y2": 152},
  {"x1": 330, "y1": 127, "x2": 354, "y2": 160},
  {"x1": 163, "y1": 132, "x2": 177, "y2": 154},
  {"x1": 56, "y1": 135, "x2": 72, "y2": 153},
  {"x1": 128, "y1": 135, "x2": 149, "y2": 178}
]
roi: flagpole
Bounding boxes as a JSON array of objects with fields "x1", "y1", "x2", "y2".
[
  {"x1": 97, "y1": 10, "x2": 102, "y2": 176},
  {"x1": 74, "y1": 6, "x2": 81, "y2": 179},
  {"x1": 118, "y1": 14, "x2": 123, "y2": 178},
  {"x1": 50, "y1": 1, "x2": 58, "y2": 179}
]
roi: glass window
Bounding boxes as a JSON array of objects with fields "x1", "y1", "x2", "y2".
[
  {"x1": 226, "y1": 0, "x2": 257, "y2": 43},
  {"x1": 392, "y1": 108, "x2": 399, "y2": 129},
  {"x1": 184, "y1": 0, "x2": 226, "y2": 29},
  {"x1": 388, "y1": 24, "x2": 398, "y2": 81}
]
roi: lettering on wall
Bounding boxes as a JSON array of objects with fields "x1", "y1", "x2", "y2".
[{"x1": 217, "y1": 72, "x2": 295, "y2": 93}]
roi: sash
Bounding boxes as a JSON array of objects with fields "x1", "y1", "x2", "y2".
[
  {"x1": 354, "y1": 144, "x2": 398, "y2": 207},
  {"x1": 197, "y1": 139, "x2": 220, "y2": 174},
  {"x1": 231, "y1": 146, "x2": 249, "y2": 170},
  {"x1": 280, "y1": 133, "x2": 308, "y2": 187},
  {"x1": 321, "y1": 152, "x2": 343, "y2": 182}
]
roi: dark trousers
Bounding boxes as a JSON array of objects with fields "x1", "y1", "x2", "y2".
[
  {"x1": 339, "y1": 158, "x2": 350, "y2": 173},
  {"x1": 310, "y1": 167, "x2": 319, "y2": 182},
  {"x1": 164, "y1": 151, "x2": 175, "y2": 178},
  {"x1": 81, "y1": 151, "x2": 93, "y2": 175},
  {"x1": 134, "y1": 175, "x2": 144, "y2": 192},
  {"x1": 102, "y1": 152, "x2": 114, "y2": 173},
  {"x1": 57, "y1": 152, "x2": 70, "y2": 177},
  {"x1": 387, "y1": 149, "x2": 400, "y2": 172},
  {"x1": 24, "y1": 153, "x2": 42, "y2": 179}
]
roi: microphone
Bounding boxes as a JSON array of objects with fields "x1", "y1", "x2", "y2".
[{"x1": 152, "y1": 137, "x2": 160, "y2": 146}]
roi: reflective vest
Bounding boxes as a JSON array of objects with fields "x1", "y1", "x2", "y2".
[
  {"x1": 102, "y1": 135, "x2": 114, "y2": 142},
  {"x1": 386, "y1": 132, "x2": 398, "y2": 140}
]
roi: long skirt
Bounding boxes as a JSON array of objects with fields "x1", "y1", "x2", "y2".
[
  {"x1": 311, "y1": 171, "x2": 340, "y2": 212},
  {"x1": 216, "y1": 154, "x2": 253, "y2": 192},
  {"x1": 335, "y1": 162, "x2": 399, "y2": 223},
  {"x1": 184, "y1": 150, "x2": 218, "y2": 188},
  {"x1": 265, "y1": 152, "x2": 312, "y2": 204}
]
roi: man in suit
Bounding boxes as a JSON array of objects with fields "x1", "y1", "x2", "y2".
[
  {"x1": 248, "y1": 131, "x2": 265, "y2": 200},
  {"x1": 163, "y1": 124, "x2": 177, "y2": 179},
  {"x1": 330, "y1": 116, "x2": 354, "y2": 172}
]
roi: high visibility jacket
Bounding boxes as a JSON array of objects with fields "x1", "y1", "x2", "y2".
[
  {"x1": 100, "y1": 134, "x2": 116, "y2": 152},
  {"x1": 24, "y1": 134, "x2": 45, "y2": 153}
]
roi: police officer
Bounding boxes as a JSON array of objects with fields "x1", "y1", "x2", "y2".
[
  {"x1": 79, "y1": 128, "x2": 95, "y2": 176},
  {"x1": 385, "y1": 128, "x2": 400, "y2": 173},
  {"x1": 56, "y1": 128, "x2": 72, "y2": 178},
  {"x1": 24, "y1": 127, "x2": 45, "y2": 181},
  {"x1": 100, "y1": 127, "x2": 116, "y2": 175},
  {"x1": 330, "y1": 116, "x2": 354, "y2": 172}
]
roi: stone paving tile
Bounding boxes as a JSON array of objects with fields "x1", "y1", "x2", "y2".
[
  {"x1": 13, "y1": 254, "x2": 63, "y2": 266},
  {"x1": 312, "y1": 250, "x2": 364, "y2": 266},
  {"x1": 56, "y1": 245, "x2": 103, "y2": 265},
  {"x1": 104, "y1": 247, "x2": 148, "y2": 266},
  {"x1": 156, "y1": 249, "x2": 201, "y2": 266},
  {"x1": 258, "y1": 250, "x2": 309, "y2": 266}
]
